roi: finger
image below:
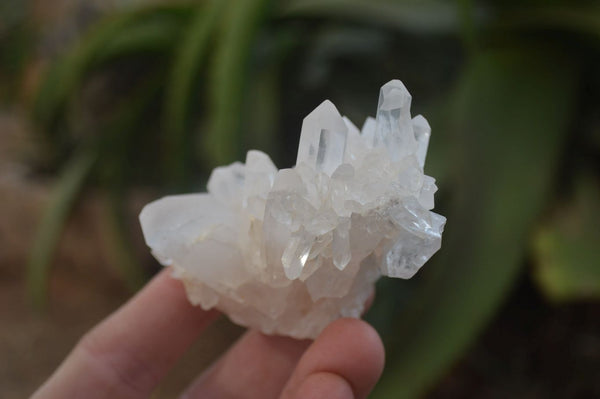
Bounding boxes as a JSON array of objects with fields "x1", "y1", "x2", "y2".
[
  {"x1": 182, "y1": 330, "x2": 311, "y2": 399},
  {"x1": 280, "y1": 318, "x2": 385, "y2": 399},
  {"x1": 288, "y1": 372, "x2": 354, "y2": 399},
  {"x1": 33, "y1": 269, "x2": 219, "y2": 399}
]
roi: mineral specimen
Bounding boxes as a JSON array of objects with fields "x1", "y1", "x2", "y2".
[{"x1": 139, "y1": 80, "x2": 446, "y2": 339}]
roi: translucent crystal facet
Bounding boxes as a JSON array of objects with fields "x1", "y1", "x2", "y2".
[
  {"x1": 140, "y1": 80, "x2": 446, "y2": 339},
  {"x1": 412, "y1": 115, "x2": 431, "y2": 169},
  {"x1": 373, "y1": 80, "x2": 417, "y2": 161},
  {"x1": 296, "y1": 100, "x2": 348, "y2": 176}
]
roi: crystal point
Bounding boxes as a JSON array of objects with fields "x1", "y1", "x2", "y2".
[
  {"x1": 373, "y1": 80, "x2": 417, "y2": 161},
  {"x1": 412, "y1": 115, "x2": 431, "y2": 169},
  {"x1": 297, "y1": 100, "x2": 348, "y2": 176}
]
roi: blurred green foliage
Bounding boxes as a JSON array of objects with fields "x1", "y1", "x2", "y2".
[
  {"x1": 0, "y1": 0, "x2": 31, "y2": 101},
  {"x1": 372, "y1": 46, "x2": 579, "y2": 398},
  {"x1": 533, "y1": 174, "x2": 600, "y2": 301},
  {"x1": 0, "y1": 0, "x2": 596, "y2": 397}
]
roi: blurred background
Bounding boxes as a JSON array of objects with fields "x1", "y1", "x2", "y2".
[{"x1": 1, "y1": 0, "x2": 599, "y2": 397}]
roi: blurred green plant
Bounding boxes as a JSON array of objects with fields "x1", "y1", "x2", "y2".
[
  {"x1": 372, "y1": 46, "x2": 580, "y2": 398},
  {"x1": 27, "y1": 149, "x2": 97, "y2": 308},
  {"x1": 22, "y1": 0, "x2": 600, "y2": 396},
  {"x1": 533, "y1": 174, "x2": 600, "y2": 301},
  {"x1": 0, "y1": 0, "x2": 31, "y2": 101}
]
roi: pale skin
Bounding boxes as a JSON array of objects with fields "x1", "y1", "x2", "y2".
[{"x1": 33, "y1": 269, "x2": 385, "y2": 398}]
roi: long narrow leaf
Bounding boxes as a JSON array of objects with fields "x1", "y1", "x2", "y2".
[
  {"x1": 372, "y1": 48, "x2": 579, "y2": 398},
  {"x1": 102, "y1": 191, "x2": 146, "y2": 292},
  {"x1": 98, "y1": 70, "x2": 166, "y2": 290},
  {"x1": 92, "y1": 14, "x2": 185, "y2": 62},
  {"x1": 163, "y1": 1, "x2": 224, "y2": 186},
  {"x1": 243, "y1": 29, "x2": 299, "y2": 160},
  {"x1": 203, "y1": 0, "x2": 273, "y2": 165},
  {"x1": 27, "y1": 149, "x2": 97, "y2": 308}
]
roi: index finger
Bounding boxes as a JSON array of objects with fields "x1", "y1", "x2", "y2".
[{"x1": 33, "y1": 268, "x2": 219, "y2": 399}]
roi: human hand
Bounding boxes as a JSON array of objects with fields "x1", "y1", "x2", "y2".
[{"x1": 33, "y1": 269, "x2": 385, "y2": 398}]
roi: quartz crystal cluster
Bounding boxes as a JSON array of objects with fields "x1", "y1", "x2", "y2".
[{"x1": 140, "y1": 80, "x2": 445, "y2": 339}]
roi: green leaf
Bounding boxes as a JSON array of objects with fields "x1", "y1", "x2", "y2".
[
  {"x1": 371, "y1": 47, "x2": 579, "y2": 398},
  {"x1": 532, "y1": 174, "x2": 600, "y2": 301},
  {"x1": 203, "y1": 0, "x2": 273, "y2": 165},
  {"x1": 102, "y1": 191, "x2": 146, "y2": 292},
  {"x1": 94, "y1": 69, "x2": 165, "y2": 291},
  {"x1": 163, "y1": 0, "x2": 225, "y2": 186},
  {"x1": 27, "y1": 149, "x2": 97, "y2": 309},
  {"x1": 242, "y1": 54, "x2": 281, "y2": 158},
  {"x1": 92, "y1": 11, "x2": 186, "y2": 62},
  {"x1": 29, "y1": 65, "x2": 165, "y2": 306},
  {"x1": 243, "y1": 28, "x2": 299, "y2": 159}
]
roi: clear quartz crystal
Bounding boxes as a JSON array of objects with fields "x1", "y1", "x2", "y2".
[
  {"x1": 140, "y1": 80, "x2": 446, "y2": 339},
  {"x1": 412, "y1": 115, "x2": 431, "y2": 169},
  {"x1": 373, "y1": 80, "x2": 417, "y2": 161},
  {"x1": 296, "y1": 100, "x2": 348, "y2": 176},
  {"x1": 282, "y1": 228, "x2": 314, "y2": 280},
  {"x1": 332, "y1": 217, "x2": 351, "y2": 270}
]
